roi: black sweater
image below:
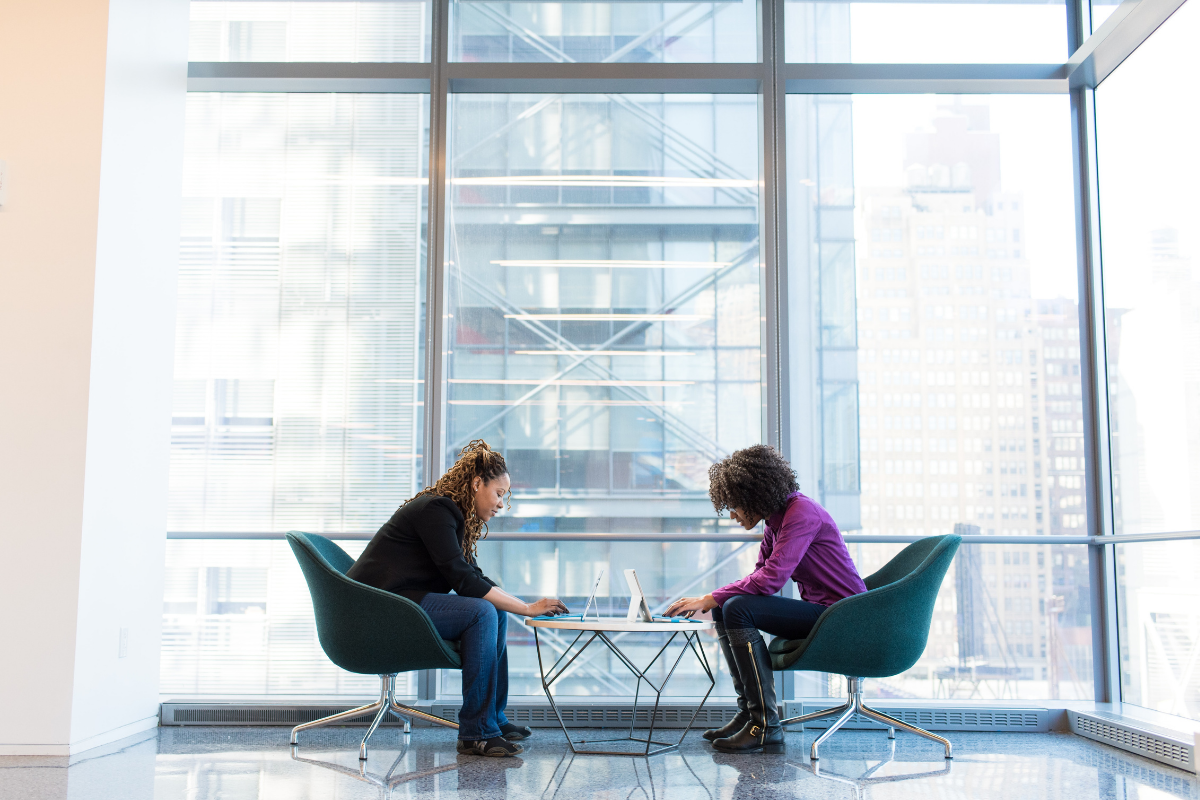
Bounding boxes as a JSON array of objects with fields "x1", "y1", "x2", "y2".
[{"x1": 347, "y1": 495, "x2": 497, "y2": 603}]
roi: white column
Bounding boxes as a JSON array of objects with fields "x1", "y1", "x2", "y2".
[{"x1": 0, "y1": 0, "x2": 188, "y2": 756}]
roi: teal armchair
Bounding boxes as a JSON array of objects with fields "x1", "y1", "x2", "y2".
[
  {"x1": 770, "y1": 534, "x2": 961, "y2": 760},
  {"x1": 286, "y1": 531, "x2": 462, "y2": 760}
]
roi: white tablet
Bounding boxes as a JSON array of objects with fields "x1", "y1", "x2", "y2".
[{"x1": 624, "y1": 568, "x2": 654, "y2": 623}]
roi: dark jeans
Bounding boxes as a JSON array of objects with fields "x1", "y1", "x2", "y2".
[
  {"x1": 419, "y1": 593, "x2": 510, "y2": 741},
  {"x1": 712, "y1": 593, "x2": 828, "y2": 641}
]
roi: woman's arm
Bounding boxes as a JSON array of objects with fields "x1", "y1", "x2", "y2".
[
  {"x1": 711, "y1": 512, "x2": 821, "y2": 604},
  {"x1": 482, "y1": 586, "x2": 568, "y2": 617}
]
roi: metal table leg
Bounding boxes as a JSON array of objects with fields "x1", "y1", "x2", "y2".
[{"x1": 533, "y1": 628, "x2": 715, "y2": 757}]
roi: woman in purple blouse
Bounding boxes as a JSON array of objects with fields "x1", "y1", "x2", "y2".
[{"x1": 666, "y1": 445, "x2": 867, "y2": 754}]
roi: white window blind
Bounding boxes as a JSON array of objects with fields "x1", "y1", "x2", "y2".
[{"x1": 163, "y1": 93, "x2": 426, "y2": 697}]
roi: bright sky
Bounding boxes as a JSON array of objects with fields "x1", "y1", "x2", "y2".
[
  {"x1": 847, "y1": 3, "x2": 1069, "y2": 64},
  {"x1": 851, "y1": 94, "x2": 1079, "y2": 300}
]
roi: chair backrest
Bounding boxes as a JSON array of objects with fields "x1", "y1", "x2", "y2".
[
  {"x1": 771, "y1": 534, "x2": 960, "y2": 678},
  {"x1": 862, "y1": 535, "x2": 946, "y2": 591},
  {"x1": 287, "y1": 531, "x2": 461, "y2": 676}
]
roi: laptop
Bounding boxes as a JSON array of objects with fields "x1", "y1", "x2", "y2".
[
  {"x1": 533, "y1": 568, "x2": 605, "y2": 621},
  {"x1": 580, "y1": 568, "x2": 605, "y2": 621}
]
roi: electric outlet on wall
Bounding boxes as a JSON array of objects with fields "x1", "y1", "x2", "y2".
[{"x1": 119, "y1": 627, "x2": 129, "y2": 659}]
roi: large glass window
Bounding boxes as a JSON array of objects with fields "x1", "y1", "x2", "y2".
[
  {"x1": 189, "y1": 1, "x2": 431, "y2": 62},
  {"x1": 439, "y1": 93, "x2": 762, "y2": 696},
  {"x1": 443, "y1": 93, "x2": 762, "y2": 515},
  {"x1": 787, "y1": 94, "x2": 1092, "y2": 699},
  {"x1": 1095, "y1": 0, "x2": 1200, "y2": 720},
  {"x1": 164, "y1": 93, "x2": 428, "y2": 696},
  {"x1": 165, "y1": 0, "x2": 1200, "y2": 715},
  {"x1": 450, "y1": 1, "x2": 756, "y2": 62},
  {"x1": 785, "y1": 0, "x2": 1069, "y2": 63}
]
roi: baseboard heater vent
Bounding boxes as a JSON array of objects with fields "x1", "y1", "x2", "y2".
[
  {"x1": 783, "y1": 702, "x2": 1050, "y2": 732},
  {"x1": 430, "y1": 704, "x2": 740, "y2": 729},
  {"x1": 161, "y1": 702, "x2": 739, "y2": 729},
  {"x1": 1068, "y1": 711, "x2": 1195, "y2": 774},
  {"x1": 163, "y1": 706, "x2": 390, "y2": 726}
]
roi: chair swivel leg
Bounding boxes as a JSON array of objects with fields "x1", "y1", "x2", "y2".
[
  {"x1": 780, "y1": 702, "x2": 851, "y2": 731},
  {"x1": 788, "y1": 677, "x2": 952, "y2": 761},
  {"x1": 808, "y1": 700, "x2": 858, "y2": 761},
  {"x1": 291, "y1": 694, "x2": 385, "y2": 746},
  {"x1": 359, "y1": 701, "x2": 394, "y2": 761},
  {"x1": 703, "y1": 623, "x2": 751, "y2": 742},
  {"x1": 389, "y1": 699, "x2": 459, "y2": 731},
  {"x1": 858, "y1": 705, "x2": 952, "y2": 759}
]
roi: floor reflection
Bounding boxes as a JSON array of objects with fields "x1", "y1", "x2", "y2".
[
  {"x1": 0, "y1": 726, "x2": 1197, "y2": 800},
  {"x1": 290, "y1": 739, "x2": 462, "y2": 799},
  {"x1": 786, "y1": 739, "x2": 954, "y2": 799},
  {"x1": 541, "y1": 748, "x2": 716, "y2": 800}
]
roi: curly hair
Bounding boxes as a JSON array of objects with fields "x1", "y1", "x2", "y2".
[
  {"x1": 404, "y1": 440, "x2": 509, "y2": 560},
  {"x1": 708, "y1": 445, "x2": 799, "y2": 522}
]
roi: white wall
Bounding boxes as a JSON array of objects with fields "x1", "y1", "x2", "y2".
[{"x1": 0, "y1": 0, "x2": 188, "y2": 756}]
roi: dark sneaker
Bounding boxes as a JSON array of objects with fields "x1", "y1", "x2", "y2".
[
  {"x1": 500, "y1": 723, "x2": 532, "y2": 741},
  {"x1": 456, "y1": 737, "x2": 524, "y2": 757}
]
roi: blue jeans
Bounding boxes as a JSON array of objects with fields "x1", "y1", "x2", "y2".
[
  {"x1": 418, "y1": 593, "x2": 510, "y2": 740},
  {"x1": 712, "y1": 593, "x2": 827, "y2": 640}
]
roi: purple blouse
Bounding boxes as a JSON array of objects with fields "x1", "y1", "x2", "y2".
[{"x1": 711, "y1": 491, "x2": 867, "y2": 608}]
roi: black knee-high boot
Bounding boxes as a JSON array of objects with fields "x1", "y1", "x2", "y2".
[
  {"x1": 712, "y1": 631, "x2": 784, "y2": 754},
  {"x1": 703, "y1": 623, "x2": 750, "y2": 741}
]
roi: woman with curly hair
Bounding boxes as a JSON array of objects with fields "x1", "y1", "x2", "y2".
[
  {"x1": 348, "y1": 440, "x2": 567, "y2": 758},
  {"x1": 665, "y1": 444, "x2": 866, "y2": 754}
]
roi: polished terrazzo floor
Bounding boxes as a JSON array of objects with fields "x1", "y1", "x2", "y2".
[{"x1": 2, "y1": 725, "x2": 1197, "y2": 800}]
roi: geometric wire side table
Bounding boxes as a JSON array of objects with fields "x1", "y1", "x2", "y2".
[{"x1": 525, "y1": 617, "x2": 715, "y2": 757}]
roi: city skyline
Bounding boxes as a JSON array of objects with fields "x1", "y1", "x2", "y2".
[{"x1": 851, "y1": 98, "x2": 1091, "y2": 700}]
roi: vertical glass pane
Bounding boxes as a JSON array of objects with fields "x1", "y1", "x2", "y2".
[
  {"x1": 1096, "y1": 0, "x2": 1200, "y2": 720},
  {"x1": 161, "y1": 540, "x2": 422, "y2": 697},
  {"x1": 189, "y1": 1, "x2": 431, "y2": 62},
  {"x1": 450, "y1": 1, "x2": 756, "y2": 62},
  {"x1": 787, "y1": 94, "x2": 1091, "y2": 699},
  {"x1": 165, "y1": 93, "x2": 428, "y2": 696},
  {"x1": 1116, "y1": 541, "x2": 1200, "y2": 719},
  {"x1": 442, "y1": 93, "x2": 762, "y2": 696},
  {"x1": 786, "y1": 0, "x2": 1068, "y2": 63},
  {"x1": 1096, "y1": 0, "x2": 1200, "y2": 538}
]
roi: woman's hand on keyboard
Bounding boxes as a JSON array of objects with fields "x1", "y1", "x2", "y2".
[
  {"x1": 664, "y1": 594, "x2": 717, "y2": 618},
  {"x1": 525, "y1": 598, "x2": 569, "y2": 617}
]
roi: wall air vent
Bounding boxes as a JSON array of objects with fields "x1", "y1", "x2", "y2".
[
  {"x1": 783, "y1": 702, "x2": 1049, "y2": 732},
  {"x1": 1068, "y1": 711, "x2": 1195, "y2": 773},
  {"x1": 163, "y1": 706, "x2": 386, "y2": 726},
  {"x1": 430, "y1": 704, "x2": 740, "y2": 728},
  {"x1": 161, "y1": 702, "x2": 739, "y2": 729}
]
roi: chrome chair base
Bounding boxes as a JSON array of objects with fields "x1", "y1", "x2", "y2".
[
  {"x1": 780, "y1": 676, "x2": 952, "y2": 761},
  {"x1": 289, "y1": 674, "x2": 458, "y2": 760}
]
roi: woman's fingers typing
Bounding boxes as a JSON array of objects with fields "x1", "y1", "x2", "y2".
[
  {"x1": 666, "y1": 597, "x2": 697, "y2": 616},
  {"x1": 528, "y1": 598, "x2": 570, "y2": 616}
]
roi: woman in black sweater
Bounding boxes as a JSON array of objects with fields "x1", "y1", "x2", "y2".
[{"x1": 348, "y1": 440, "x2": 566, "y2": 757}]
